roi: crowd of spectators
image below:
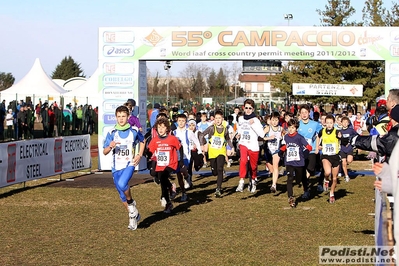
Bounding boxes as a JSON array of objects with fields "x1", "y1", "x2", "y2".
[{"x1": 0, "y1": 99, "x2": 98, "y2": 141}]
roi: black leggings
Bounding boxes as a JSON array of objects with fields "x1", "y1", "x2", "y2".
[
  {"x1": 286, "y1": 165, "x2": 305, "y2": 198},
  {"x1": 305, "y1": 153, "x2": 317, "y2": 176},
  {"x1": 210, "y1": 155, "x2": 225, "y2": 189},
  {"x1": 157, "y1": 167, "x2": 174, "y2": 202}
]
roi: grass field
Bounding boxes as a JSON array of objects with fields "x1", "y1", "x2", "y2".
[{"x1": 0, "y1": 135, "x2": 378, "y2": 265}]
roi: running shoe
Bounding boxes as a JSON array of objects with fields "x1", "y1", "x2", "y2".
[
  {"x1": 317, "y1": 185, "x2": 324, "y2": 192},
  {"x1": 323, "y1": 179, "x2": 329, "y2": 192},
  {"x1": 180, "y1": 193, "x2": 188, "y2": 202},
  {"x1": 338, "y1": 173, "x2": 342, "y2": 177},
  {"x1": 160, "y1": 197, "x2": 167, "y2": 207},
  {"x1": 236, "y1": 179, "x2": 244, "y2": 192},
  {"x1": 302, "y1": 190, "x2": 310, "y2": 199},
  {"x1": 184, "y1": 174, "x2": 193, "y2": 189},
  {"x1": 288, "y1": 196, "x2": 296, "y2": 208},
  {"x1": 226, "y1": 161, "x2": 231, "y2": 168},
  {"x1": 169, "y1": 183, "x2": 177, "y2": 200},
  {"x1": 164, "y1": 202, "x2": 173, "y2": 213},
  {"x1": 329, "y1": 195, "x2": 336, "y2": 204},
  {"x1": 153, "y1": 176, "x2": 160, "y2": 185},
  {"x1": 128, "y1": 213, "x2": 141, "y2": 230},
  {"x1": 127, "y1": 202, "x2": 140, "y2": 230},
  {"x1": 250, "y1": 179, "x2": 257, "y2": 193},
  {"x1": 215, "y1": 188, "x2": 222, "y2": 198},
  {"x1": 345, "y1": 176, "x2": 350, "y2": 182},
  {"x1": 270, "y1": 184, "x2": 277, "y2": 193}
]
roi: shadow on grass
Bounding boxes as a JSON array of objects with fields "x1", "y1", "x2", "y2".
[
  {"x1": 353, "y1": 229, "x2": 374, "y2": 235},
  {"x1": 138, "y1": 186, "x2": 217, "y2": 229},
  {"x1": 0, "y1": 179, "x2": 61, "y2": 199}
]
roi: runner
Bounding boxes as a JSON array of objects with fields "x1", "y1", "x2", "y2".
[
  {"x1": 264, "y1": 111, "x2": 284, "y2": 193},
  {"x1": 199, "y1": 110, "x2": 234, "y2": 197},
  {"x1": 235, "y1": 99, "x2": 265, "y2": 193},
  {"x1": 147, "y1": 117, "x2": 182, "y2": 213},
  {"x1": 339, "y1": 116, "x2": 357, "y2": 182},
  {"x1": 279, "y1": 118, "x2": 312, "y2": 207},
  {"x1": 297, "y1": 104, "x2": 322, "y2": 198},
  {"x1": 103, "y1": 105, "x2": 145, "y2": 230},
  {"x1": 173, "y1": 114, "x2": 202, "y2": 201},
  {"x1": 318, "y1": 114, "x2": 342, "y2": 203},
  {"x1": 197, "y1": 112, "x2": 211, "y2": 167},
  {"x1": 187, "y1": 119, "x2": 204, "y2": 179}
]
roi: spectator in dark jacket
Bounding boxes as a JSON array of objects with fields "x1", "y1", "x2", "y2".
[
  {"x1": 353, "y1": 104, "x2": 399, "y2": 162},
  {"x1": 41, "y1": 104, "x2": 50, "y2": 138}
]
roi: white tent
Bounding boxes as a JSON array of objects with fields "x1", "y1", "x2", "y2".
[
  {"x1": 63, "y1": 67, "x2": 101, "y2": 108},
  {"x1": 1, "y1": 58, "x2": 67, "y2": 104}
]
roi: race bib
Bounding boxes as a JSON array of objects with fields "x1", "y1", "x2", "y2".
[
  {"x1": 242, "y1": 131, "x2": 251, "y2": 142},
  {"x1": 116, "y1": 145, "x2": 129, "y2": 156},
  {"x1": 287, "y1": 147, "x2": 300, "y2": 162},
  {"x1": 157, "y1": 151, "x2": 170, "y2": 166},
  {"x1": 211, "y1": 136, "x2": 224, "y2": 149},
  {"x1": 267, "y1": 140, "x2": 278, "y2": 154},
  {"x1": 322, "y1": 144, "x2": 336, "y2": 155}
]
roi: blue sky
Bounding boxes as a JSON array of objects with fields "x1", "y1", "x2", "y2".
[{"x1": 0, "y1": 0, "x2": 374, "y2": 82}]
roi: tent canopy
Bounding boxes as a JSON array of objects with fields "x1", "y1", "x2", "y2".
[
  {"x1": 63, "y1": 67, "x2": 101, "y2": 107},
  {"x1": 2, "y1": 58, "x2": 67, "y2": 97}
]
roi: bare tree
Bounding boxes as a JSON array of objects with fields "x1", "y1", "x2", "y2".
[{"x1": 179, "y1": 63, "x2": 210, "y2": 97}]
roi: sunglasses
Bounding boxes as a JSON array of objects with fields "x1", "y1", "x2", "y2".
[{"x1": 244, "y1": 106, "x2": 253, "y2": 110}]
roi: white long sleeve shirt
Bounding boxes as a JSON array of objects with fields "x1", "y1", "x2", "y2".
[
  {"x1": 237, "y1": 116, "x2": 264, "y2": 151},
  {"x1": 174, "y1": 127, "x2": 203, "y2": 160}
]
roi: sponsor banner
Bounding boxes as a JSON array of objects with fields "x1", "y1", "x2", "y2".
[
  {"x1": 102, "y1": 88, "x2": 134, "y2": 100},
  {"x1": 103, "y1": 31, "x2": 135, "y2": 43},
  {"x1": 292, "y1": 83, "x2": 363, "y2": 97},
  {"x1": 98, "y1": 26, "x2": 398, "y2": 61},
  {"x1": 62, "y1": 135, "x2": 91, "y2": 172},
  {"x1": 103, "y1": 45, "x2": 135, "y2": 57},
  {"x1": 103, "y1": 62, "x2": 135, "y2": 74},
  {"x1": 103, "y1": 75, "x2": 134, "y2": 87},
  {"x1": 0, "y1": 136, "x2": 91, "y2": 188}
]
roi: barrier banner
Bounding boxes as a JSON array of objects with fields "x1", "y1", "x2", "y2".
[
  {"x1": 0, "y1": 135, "x2": 91, "y2": 188},
  {"x1": 62, "y1": 135, "x2": 91, "y2": 172}
]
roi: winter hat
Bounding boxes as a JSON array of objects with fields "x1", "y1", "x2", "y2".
[{"x1": 389, "y1": 104, "x2": 399, "y2": 122}]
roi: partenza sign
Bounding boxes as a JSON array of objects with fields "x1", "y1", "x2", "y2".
[{"x1": 292, "y1": 83, "x2": 363, "y2": 97}]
